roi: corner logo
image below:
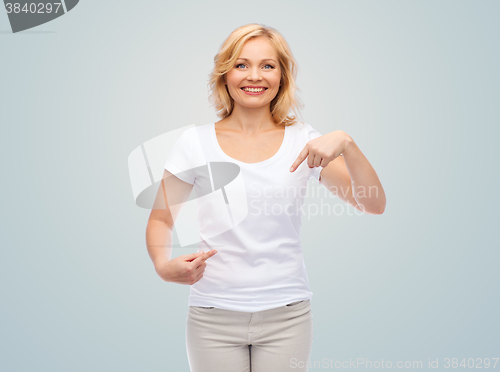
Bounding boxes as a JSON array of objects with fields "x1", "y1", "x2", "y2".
[{"x1": 4, "y1": 0, "x2": 79, "y2": 33}]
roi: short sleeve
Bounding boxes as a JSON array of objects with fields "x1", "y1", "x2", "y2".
[
  {"x1": 164, "y1": 128, "x2": 196, "y2": 185},
  {"x1": 304, "y1": 123, "x2": 324, "y2": 182}
]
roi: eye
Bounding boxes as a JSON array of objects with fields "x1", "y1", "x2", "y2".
[{"x1": 235, "y1": 63, "x2": 275, "y2": 69}]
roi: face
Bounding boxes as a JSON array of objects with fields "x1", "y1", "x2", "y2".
[{"x1": 224, "y1": 37, "x2": 282, "y2": 109}]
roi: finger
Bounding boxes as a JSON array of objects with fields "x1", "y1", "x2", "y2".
[
  {"x1": 191, "y1": 250, "x2": 217, "y2": 265},
  {"x1": 290, "y1": 146, "x2": 309, "y2": 172},
  {"x1": 307, "y1": 153, "x2": 321, "y2": 168},
  {"x1": 313, "y1": 153, "x2": 323, "y2": 168},
  {"x1": 193, "y1": 259, "x2": 207, "y2": 271},
  {"x1": 307, "y1": 152, "x2": 317, "y2": 168},
  {"x1": 185, "y1": 251, "x2": 204, "y2": 262},
  {"x1": 191, "y1": 271, "x2": 204, "y2": 285},
  {"x1": 188, "y1": 251, "x2": 206, "y2": 264},
  {"x1": 203, "y1": 250, "x2": 217, "y2": 261}
]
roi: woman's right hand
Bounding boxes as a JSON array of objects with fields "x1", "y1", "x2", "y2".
[{"x1": 157, "y1": 250, "x2": 217, "y2": 285}]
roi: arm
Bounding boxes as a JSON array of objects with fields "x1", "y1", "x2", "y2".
[
  {"x1": 319, "y1": 134, "x2": 386, "y2": 215},
  {"x1": 146, "y1": 169, "x2": 194, "y2": 279}
]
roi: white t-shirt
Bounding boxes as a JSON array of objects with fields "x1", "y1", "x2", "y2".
[{"x1": 163, "y1": 121, "x2": 323, "y2": 312}]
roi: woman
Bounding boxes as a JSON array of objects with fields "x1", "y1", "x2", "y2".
[{"x1": 146, "y1": 23, "x2": 386, "y2": 372}]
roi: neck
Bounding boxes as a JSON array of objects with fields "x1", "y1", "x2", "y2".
[{"x1": 224, "y1": 104, "x2": 277, "y2": 133}]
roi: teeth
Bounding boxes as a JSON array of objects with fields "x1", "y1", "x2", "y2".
[{"x1": 242, "y1": 87, "x2": 265, "y2": 92}]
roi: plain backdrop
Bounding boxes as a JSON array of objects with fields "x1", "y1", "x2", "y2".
[{"x1": 1, "y1": 1, "x2": 499, "y2": 371}]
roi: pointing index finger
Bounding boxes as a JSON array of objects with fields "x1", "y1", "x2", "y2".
[
  {"x1": 191, "y1": 250, "x2": 217, "y2": 266},
  {"x1": 200, "y1": 250, "x2": 217, "y2": 261},
  {"x1": 290, "y1": 146, "x2": 309, "y2": 172}
]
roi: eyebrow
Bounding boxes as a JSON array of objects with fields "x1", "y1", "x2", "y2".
[{"x1": 237, "y1": 58, "x2": 277, "y2": 63}]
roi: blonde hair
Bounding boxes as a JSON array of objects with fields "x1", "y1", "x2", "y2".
[{"x1": 207, "y1": 23, "x2": 304, "y2": 126}]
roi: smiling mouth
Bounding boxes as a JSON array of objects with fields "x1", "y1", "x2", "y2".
[{"x1": 241, "y1": 87, "x2": 268, "y2": 92}]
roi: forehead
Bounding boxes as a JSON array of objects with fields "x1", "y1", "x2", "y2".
[{"x1": 238, "y1": 37, "x2": 278, "y2": 60}]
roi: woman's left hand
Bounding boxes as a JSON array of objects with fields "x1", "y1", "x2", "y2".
[{"x1": 289, "y1": 130, "x2": 352, "y2": 172}]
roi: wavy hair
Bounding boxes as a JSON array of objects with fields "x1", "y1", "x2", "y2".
[{"x1": 207, "y1": 23, "x2": 304, "y2": 126}]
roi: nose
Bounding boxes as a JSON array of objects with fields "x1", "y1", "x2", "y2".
[{"x1": 247, "y1": 66, "x2": 262, "y2": 82}]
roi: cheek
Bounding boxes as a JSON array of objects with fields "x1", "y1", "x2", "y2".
[
  {"x1": 226, "y1": 76, "x2": 240, "y2": 89},
  {"x1": 271, "y1": 72, "x2": 281, "y2": 86},
  {"x1": 224, "y1": 72, "x2": 233, "y2": 84}
]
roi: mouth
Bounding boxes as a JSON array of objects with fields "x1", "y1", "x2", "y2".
[{"x1": 240, "y1": 87, "x2": 268, "y2": 93}]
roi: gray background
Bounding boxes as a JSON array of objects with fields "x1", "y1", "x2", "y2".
[{"x1": 1, "y1": 0, "x2": 499, "y2": 371}]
